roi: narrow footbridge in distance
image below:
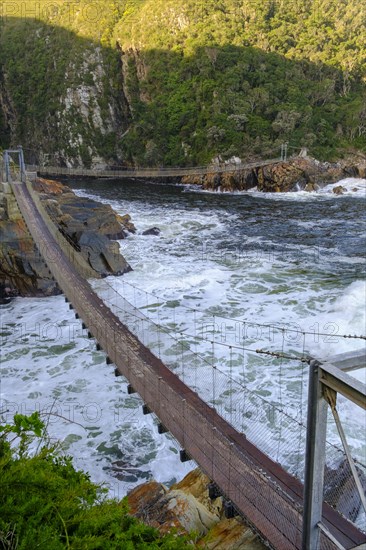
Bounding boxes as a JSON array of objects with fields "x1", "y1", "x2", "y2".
[
  {"x1": 2, "y1": 148, "x2": 366, "y2": 550},
  {"x1": 26, "y1": 158, "x2": 280, "y2": 179}
]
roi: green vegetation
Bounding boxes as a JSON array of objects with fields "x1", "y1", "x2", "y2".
[
  {"x1": 0, "y1": 0, "x2": 365, "y2": 165},
  {"x1": 0, "y1": 412, "x2": 192, "y2": 549}
]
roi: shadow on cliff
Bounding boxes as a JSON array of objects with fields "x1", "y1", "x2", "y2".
[{"x1": 0, "y1": 16, "x2": 365, "y2": 167}]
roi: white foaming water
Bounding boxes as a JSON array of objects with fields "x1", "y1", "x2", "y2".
[{"x1": 1, "y1": 179, "x2": 365, "y2": 504}]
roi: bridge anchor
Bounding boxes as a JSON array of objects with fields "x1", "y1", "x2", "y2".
[
  {"x1": 157, "y1": 423, "x2": 168, "y2": 434},
  {"x1": 179, "y1": 449, "x2": 191, "y2": 463},
  {"x1": 224, "y1": 500, "x2": 236, "y2": 519},
  {"x1": 208, "y1": 483, "x2": 222, "y2": 500}
]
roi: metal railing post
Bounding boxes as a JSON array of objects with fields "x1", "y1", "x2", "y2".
[
  {"x1": 302, "y1": 360, "x2": 328, "y2": 550},
  {"x1": 18, "y1": 145, "x2": 26, "y2": 183}
]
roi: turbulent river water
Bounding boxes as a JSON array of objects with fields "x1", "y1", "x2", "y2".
[{"x1": 1, "y1": 177, "x2": 365, "y2": 502}]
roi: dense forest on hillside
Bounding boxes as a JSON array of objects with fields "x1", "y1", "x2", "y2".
[{"x1": 0, "y1": 0, "x2": 365, "y2": 166}]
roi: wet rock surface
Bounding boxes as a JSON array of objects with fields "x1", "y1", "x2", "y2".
[
  {"x1": 0, "y1": 178, "x2": 133, "y2": 300},
  {"x1": 142, "y1": 227, "x2": 161, "y2": 236}
]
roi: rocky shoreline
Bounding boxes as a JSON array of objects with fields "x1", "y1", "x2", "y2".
[
  {"x1": 181, "y1": 155, "x2": 366, "y2": 193},
  {"x1": 127, "y1": 468, "x2": 265, "y2": 549},
  {"x1": 0, "y1": 178, "x2": 134, "y2": 302}
]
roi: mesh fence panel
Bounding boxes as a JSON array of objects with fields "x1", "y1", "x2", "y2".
[{"x1": 92, "y1": 277, "x2": 366, "y2": 537}]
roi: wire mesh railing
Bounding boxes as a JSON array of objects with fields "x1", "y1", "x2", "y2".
[{"x1": 90, "y1": 276, "x2": 366, "y2": 535}]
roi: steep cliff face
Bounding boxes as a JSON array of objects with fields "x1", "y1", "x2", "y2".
[{"x1": 0, "y1": 19, "x2": 131, "y2": 168}]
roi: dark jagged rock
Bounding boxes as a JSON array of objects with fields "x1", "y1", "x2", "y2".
[
  {"x1": 142, "y1": 227, "x2": 160, "y2": 236},
  {"x1": 0, "y1": 178, "x2": 133, "y2": 297}
]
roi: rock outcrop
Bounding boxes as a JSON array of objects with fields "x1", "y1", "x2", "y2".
[
  {"x1": 182, "y1": 156, "x2": 366, "y2": 193},
  {"x1": 127, "y1": 468, "x2": 265, "y2": 549},
  {"x1": 0, "y1": 178, "x2": 133, "y2": 301}
]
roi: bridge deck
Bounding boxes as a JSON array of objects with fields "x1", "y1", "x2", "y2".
[{"x1": 10, "y1": 180, "x2": 365, "y2": 550}]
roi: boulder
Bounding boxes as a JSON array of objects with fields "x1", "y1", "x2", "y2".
[
  {"x1": 78, "y1": 232, "x2": 131, "y2": 275},
  {"x1": 127, "y1": 469, "x2": 266, "y2": 548},
  {"x1": 127, "y1": 482, "x2": 219, "y2": 536},
  {"x1": 333, "y1": 185, "x2": 345, "y2": 195},
  {"x1": 142, "y1": 227, "x2": 160, "y2": 236},
  {"x1": 118, "y1": 213, "x2": 136, "y2": 234},
  {"x1": 172, "y1": 468, "x2": 222, "y2": 516}
]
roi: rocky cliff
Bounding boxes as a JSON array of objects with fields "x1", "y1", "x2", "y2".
[
  {"x1": 127, "y1": 468, "x2": 265, "y2": 550},
  {"x1": 182, "y1": 155, "x2": 366, "y2": 192},
  {"x1": 0, "y1": 178, "x2": 133, "y2": 302}
]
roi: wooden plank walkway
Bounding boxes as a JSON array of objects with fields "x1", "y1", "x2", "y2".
[{"x1": 10, "y1": 180, "x2": 366, "y2": 550}]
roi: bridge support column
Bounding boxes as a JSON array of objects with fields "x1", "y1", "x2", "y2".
[
  {"x1": 302, "y1": 360, "x2": 328, "y2": 550},
  {"x1": 224, "y1": 500, "x2": 236, "y2": 519},
  {"x1": 179, "y1": 449, "x2": 191, "y2": 463},
  {"x1": 127, "y1": 384, "x2": 136, "y2": 394},
  {"x1": 157, "y1": 423, "x2": 168, "y2": 434},
  {"x1": 208, "y1": 483, "x2": 221, "y2": 500}
]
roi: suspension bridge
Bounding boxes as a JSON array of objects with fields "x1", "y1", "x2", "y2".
[
  {"x1": 20, "y1": 142, "x2": 292, "y2": 180},
  {"x1": 1, "y1": 148, "x2": 366, "y2": 550},
  {"x1": 24, "y1": 158, "x2": 280, "y2": 180}
]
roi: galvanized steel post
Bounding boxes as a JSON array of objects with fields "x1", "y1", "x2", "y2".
[{"x1": 302, "y1": 360, "x2": 328, "y2": 550}]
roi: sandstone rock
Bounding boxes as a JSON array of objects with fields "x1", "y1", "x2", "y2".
[
  {"x1": 172, "y1": 468, "x2": 222, "y2": 516},
  {"x1": 198, "y1": 517, "x2": 265, "y2": 550},
  {"x1": 128, "y1": 485, "x2": 219, "y2": 536},
  {"x1": 127, "y1": 481, "x2": 168, "y2": 520},
  {"x1": 127, "y1": 469, "x2": 266, "y2": 548},
  {"x1": 118, "y1": 213, "x2": 136, "y2": 234},
  {"x1": 127, "y1": 471, "x2": 220, "y2": 536}
]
